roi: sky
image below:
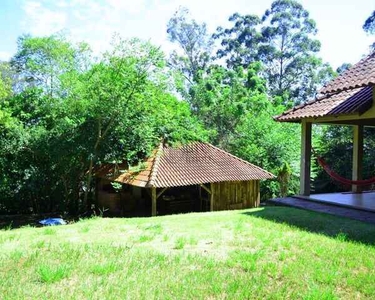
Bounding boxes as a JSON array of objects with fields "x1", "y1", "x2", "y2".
[{"x1": 0, "y1": 0, "x2": 374, "y2": 69}]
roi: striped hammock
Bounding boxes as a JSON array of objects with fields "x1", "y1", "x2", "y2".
[{"x1": 312, "y1": 149, "x2": 375, "y2": 186}]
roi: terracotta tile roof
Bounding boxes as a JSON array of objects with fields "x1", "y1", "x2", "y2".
[
  {"x1": 94, "y1": 149, "x2": 159, "y2": 188},
  {"x1": 320, "y1": 52, "x2": 375, "y2": 94},
  {"x1": 96, "y1": 142, "x2": 275, "y2": 188},
  {"x1": 275, "y1": 86, "x2": 373, "y2": 122},
  {"x1": 153, "y1": 143, "x2": 275, "y2": 187}
]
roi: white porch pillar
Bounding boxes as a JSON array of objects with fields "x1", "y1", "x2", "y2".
[
  {"x1": 300, "y1": 121, "x2": 312, "y2": 196},
  {"x1": 352, "y1": 125, "x2": 364, "y2": 193}
]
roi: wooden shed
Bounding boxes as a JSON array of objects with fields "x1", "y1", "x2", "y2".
[{"x1": 95, "y1": 142, "x2": 274, "y2": 216}]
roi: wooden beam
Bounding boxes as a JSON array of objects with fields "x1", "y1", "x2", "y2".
[
  {"x1": 156, "y1": 187, "x2": 168, "y2": 199},
  {"x1": 210, "y1": 183, "x2": 214, "y2": 211},
  {"x1": 316, "y1": 119, "x2": 375, "y2": 127},
  {"x1": 300, "y1": 121, "x2": 312, "y2": 196},
  {"x1": 198, "y1": 185, "x2": 202, "y2": 211},
  {"x1": 352, "y1": 125, "x2": 364, "y2": 193},
  {"x1": 200, "y1": 184, "x2": 211, "y2": 194},
  {"x1": 151, "y1": 187, "x2": 157, "y2": 216}
]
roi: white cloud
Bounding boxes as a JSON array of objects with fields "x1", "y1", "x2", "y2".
[
  {"x1": 106, "y1": 0, "x2": 146, "y2": 14},
  {"x1": 22, "y1": 0, "x2": 67, "y2": 36},
  {"x1": 72, "y1": 9, "x2": 87, "y2": 21},
  {"x1": 0, "y1": 51, "x2": 11, "y2": 61},
  {"x1": 17, "y1": 0, "x2": 375, "y2": 69},
  {"x1": 56, "y1": 0, "x2": 69, "y2": 8},
  {"x1": 19, "y1": 0, "x2": 255, "y2": 57}
]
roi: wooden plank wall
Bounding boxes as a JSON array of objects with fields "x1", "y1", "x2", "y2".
[{"x1": 211, "y1": 180, "x2": 260, "y2": 211}]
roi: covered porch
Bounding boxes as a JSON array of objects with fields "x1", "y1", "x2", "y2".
[
  {"x1": 276, "y1": 105, "x2": 375, "y2": 213},
  {"x1": 292, "y1": 117, "x2": 375, "y2": 213},
  {"x1": 296, "y1": 110, "x2": 375, "y2": 212},
  {"x1": 275, "y1": 52, "x2": 375, "y2": 213}
]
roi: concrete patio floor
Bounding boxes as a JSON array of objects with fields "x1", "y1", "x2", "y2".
[
  {"x1": 296, "y1": 192, "x2": 375, "y2": 213},
  {"x1": 269, "y1": 193, "x2": 375, "y2": 224}
]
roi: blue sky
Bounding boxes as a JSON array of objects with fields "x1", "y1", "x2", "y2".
[{"x1": 0, "y1": 0, "x2": 374, "y2": 69}]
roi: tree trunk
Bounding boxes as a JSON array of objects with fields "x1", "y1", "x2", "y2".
[{"x1": 83, "y1": 157, "x2": 94, "y2": 210}]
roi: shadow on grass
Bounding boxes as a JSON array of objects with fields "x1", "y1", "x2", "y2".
[
  {"x1": 242, "y1": 206, "x2": 375, "y2": 246},
  {"x1": 0, "y1": 214, "x2": 41, "y2": 230},
  {"x1": 0, "y1": 214, "x2": 77, "y2": 230}
]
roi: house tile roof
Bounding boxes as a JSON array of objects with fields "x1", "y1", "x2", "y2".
[
  {"x1": 275, "y1": 86, "x2": 373, "y2": 122},
  {"x1": 320, "y1": 52, "x2": 375, "y2": 94},
  {"x1": 95, "y1": 142, "x2": 274, "y2": 188}
]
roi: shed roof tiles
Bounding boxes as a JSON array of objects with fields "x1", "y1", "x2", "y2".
[{"x1": 95, "y1": 142, "x2": 275, "y2": 188}]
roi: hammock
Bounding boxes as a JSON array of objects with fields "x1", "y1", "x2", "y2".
[{"x1": 312, "y1": 149, "x2": 375, "y2": 187}]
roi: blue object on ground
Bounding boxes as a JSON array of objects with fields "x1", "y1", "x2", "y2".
[{"x1": 39, "y1": 218, "x2": 67, "y2": 226}]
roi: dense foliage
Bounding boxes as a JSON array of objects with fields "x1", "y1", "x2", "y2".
[
  {"x1": 363, "y1": 10, "x2": 375, "y2": 50},
  {"x1": 214, "y1": 0, "x2": 335, "y2": 105},
  {"x1": 1, "y1": 1, "x2": 373, "y2": 214},
  {"x1": 312, "y1": 126, "x2": 375, "y2": 194},
  {"x1": 0, "y1": 35, "x2": 207, "y2": 214}
]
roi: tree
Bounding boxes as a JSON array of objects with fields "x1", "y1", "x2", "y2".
[
  {"x1": 363, "y1": 11, "x2": 375, "y2": 50},
  {"x1": 364, "y1": 11, "x2": 375, "y2": 33},
  {"x1": 229, "y1": 103, "x2": 300, "y2": 199},
  {"x1": 0, "y1": 62, "x2": 12, "y2": 100},
  {"x1": 189, "y1": 62, "x2": 268, "y2": 148},
  {"x1": 277, "y1": 162, "x2": 292, "y2": 197},
  {"x1": 215, "y1": 0, "x2": 333, "y2": 105},
  {"x1": 10, "y1": 34, "x2": 91, "y2": 96},
  {"x1": 167, "y1": 7, "x2": 213, "y2": 84},
  {"x1": 336, "y1": 63, "x2": 352, "y2": 75},
  {"x1": 1, "y1": 35, "x2": 207, "y2": 214},
  {"x1": 0, "y1": 65, "x2": 19, "y2": 202},
  {"x1": 214, "y1": 13, "x2": 262, "y2": 68},
  {"x1": 284, "y1": 56, "x2": 334, "y2": 105},
  {"x1": 73, "y1": 38, "x2": 207, "y2": 205},
  {"x1": 260, "y1": 0, "x2": 324, "y2": 103}
]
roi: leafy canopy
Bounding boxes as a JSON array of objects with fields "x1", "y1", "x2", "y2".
[
  {"x1": 363, "y1": 11, "x2": 375, "y2": 50},
  {"x1": 214, "y1": 0, "x2": 334, "y2": 105},
  {"x1": 167, "y1": 7, "x2": 213, "y2": 85},
  {"x1": 0, "y1": 35, "x2": 207, "y2": 214}
]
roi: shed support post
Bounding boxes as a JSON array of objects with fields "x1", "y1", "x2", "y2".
[
  {"x1": 300, "y1": 121, "x2": 312, "y2": 196},
  {"x1": 199, "y1": 185, "x2": 202, "y2": 211},
  {"x1": 151, "y1": 187, "x2": 157, "y2": 216},
  {"x1": 256, "y1": 181, "x2": 260, "y2": 207},
  {"x1": 352, "y1": 125, "x2": 364, "y2": 193},
  {"x1": 210, "y1": 183, "x2": 214, "y2": 211}
]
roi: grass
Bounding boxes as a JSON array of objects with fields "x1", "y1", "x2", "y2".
[
  {"x1": 37, "y1": 265, "x2": 70, "y2": 283},
  {"x1": 1, "y1": 206, "x2": 375, "y2": 299},
  {"x1": 90, "y1": 262, "x2": 118, "y2": 275},
  {"x1": 174, "y1": 236, "x2": 186, "y2": 249}
]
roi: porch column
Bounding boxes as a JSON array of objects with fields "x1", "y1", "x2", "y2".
[
  {"x1": 352, "y1": 125, "x2": 364, "y2": 193},
  {"x1": 151, "y1": 187, "x2": 157, "y2": 216},
  {"x1": 300, "y1": 121, "x2": 312, "y2": 196}
]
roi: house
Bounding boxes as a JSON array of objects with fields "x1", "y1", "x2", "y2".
[
  {"x1": 275, "y1": 52, "x2": 375, "y2": 211},
  {"x1": 95, "y1": 142, "x2": 274, "y2": 216}
]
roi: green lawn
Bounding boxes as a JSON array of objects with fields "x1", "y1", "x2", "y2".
[{"x1": 1, "y1": 207, "x2": 375, "y2": 299}]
